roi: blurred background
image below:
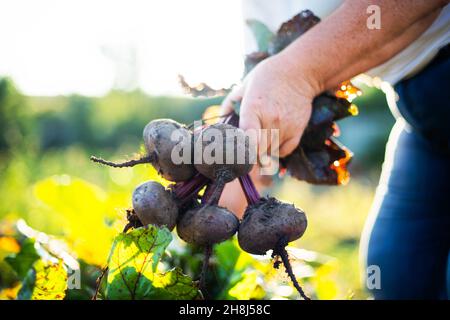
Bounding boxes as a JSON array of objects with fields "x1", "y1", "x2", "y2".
[{"x1": 0, "y1": 0, "x2": 395, "y2": 299}]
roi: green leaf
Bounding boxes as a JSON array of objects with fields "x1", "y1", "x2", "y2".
[
  {"x1": 18, "y1": 260, "x2": 68, "y2": 300},
  {"x1": 1, "y1": 221, "x2": 75, "y2": 300},
  {"x1": 246, "y1": 20, "x2": 274, "y2": 52},
  {"x1": 214, "y1": 240, "x2": 255, "y2": 299},
  {"x1": 215, "y1": 240, "x2": 241, "y2": 274},
  {"x1": 105, "y1": 226, "x2": 200, "y2": 300},
  {"x1": 5, "y1": 238, "x2": 40, "y2": 279}
]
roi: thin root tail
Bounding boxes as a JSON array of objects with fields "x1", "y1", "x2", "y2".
[
  {"x1": 275, "y1": 239, "x2": 311, "y2": 300},
  {"x1": 90, "y1": 155, "x2": 152, "y2": 168}
]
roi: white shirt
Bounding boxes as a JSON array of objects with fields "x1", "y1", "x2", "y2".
[{"x1": 242, "y1": 0, "x2": 450, "y2": 84}]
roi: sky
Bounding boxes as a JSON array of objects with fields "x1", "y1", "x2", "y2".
[{"x1": 0, "y1": 0, "x2": 245, "y2": 96}]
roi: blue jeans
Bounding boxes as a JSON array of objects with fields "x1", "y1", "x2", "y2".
[{"x1": 361, "y1": 45, "x2": 450, "y2": 299}]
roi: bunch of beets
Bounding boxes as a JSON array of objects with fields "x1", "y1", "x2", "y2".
[{"x1": 91, "y1": 10, "x2": 359, "y2": 300}]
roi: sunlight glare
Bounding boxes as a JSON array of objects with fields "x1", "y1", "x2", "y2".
[{"x1": 0, "y1": 0, "x2": 245, "y2": 96}]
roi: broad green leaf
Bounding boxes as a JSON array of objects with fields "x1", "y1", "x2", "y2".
[
  {"x1": 214, "y1": 239, "x2": 256, "y2": 299},
  {"x1": 246, "y1": 20, "x2": 274, "y2": 52},
  {"x1": 105, "y1": 226, "x2": 200, "y2": 300},
  {"x1": 5, "y1": 238, "x2": 40, "y2": 279},
  {"x1": 18, "y1": 260, "x2": 67, "y2": 300},
  {"x1": 138, "y1": 267, "x2": 200, "y2": 300},
  {"x1": 215, "y1": 240, "x2": 241, "y2": 273}
]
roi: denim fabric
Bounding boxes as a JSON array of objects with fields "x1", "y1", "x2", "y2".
[
  {"x1": 394, "y1": 44, "x2": 450, "y2": 153},
  {"x1": 363, "y1": 45, "x2": 450, "y2": 299}
]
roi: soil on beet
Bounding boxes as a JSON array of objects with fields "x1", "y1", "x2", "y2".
[
  {"x1": 238, "y1": 197, "x2": 307, "y2": 255},
  {"x1": 144, "y1": 119, "x2": 196, "y2": 182},
  {"x1": 177, "y1": 205, "x2": 239, "y2": 246},
  {"x1": 194, "y1": 123, "x2": 255, "y2": 183},
  {"x1": 132, "y1": 181, "x2": 179, "y2": 231}
]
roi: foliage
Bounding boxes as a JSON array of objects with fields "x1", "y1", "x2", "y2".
[
  {"x1": 0, "y1": 220, "x2": 70, "y2": 300},
  {"x1": 18, "y1": 260, "x2": 67, "y2": 300},
  {"x1": 5, "y1": 238, "x2": 40, "y2": 279},
  {"x1": 0, "y1": 77, "x2": 391, "y2": 300},
  {"x1": 0, "y1": 78, "x2": 31, "y2": 153},
  {"x1": 104, "y1": 226, "x2": 200, "y2": 300}
]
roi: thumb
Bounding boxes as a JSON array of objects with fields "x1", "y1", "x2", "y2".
[{"x1": 239, "y1": 99, "x2": 264, "y2": 161}]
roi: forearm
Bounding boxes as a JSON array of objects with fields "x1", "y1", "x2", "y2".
[
  {"x1": 325, "y1": 9, "x2": 441, "y2": 88},
  {"x1": 277, "y1": 0, "x2": 447, "y2": 92}
]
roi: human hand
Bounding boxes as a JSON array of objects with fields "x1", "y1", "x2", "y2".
[{"x1": 221, "y1": 53, "x2": 321, "y2": 158}]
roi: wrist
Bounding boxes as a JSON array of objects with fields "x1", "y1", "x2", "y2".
[
  {"x1": 276, "y1": 50, "x2": 325, "y2": 98},
  {"x1": 274, "y1": 46, "x2": 326, "y2": 96}
]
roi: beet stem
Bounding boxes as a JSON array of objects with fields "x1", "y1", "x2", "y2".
[
  {"x1": 202, "y1": 179, "x2": 226, "y2": 206},
  {"x1": 223, "y1": 111, "x2": 261, "y2": 205},
  {"x1": 276, "y1": 240, "x2": 310, "y2": 300},
  {"x1": 239, "y1": 174, "x2": 260, "y2": 205},
  {"x1": 92, "y1": 266, "x2": 108, "y2": 300},
  {"x1": 223, "y1": 110, "x2": 240, "y2": 127},
  {"x1": 201, "y1": 183, "x2": 214, "y2": 204},
  {"x1": 172, "y1": 173, "x2": 209, "y2": 204},
  {"x1": 199, "y1": 244, "x2": 213, "y2": 299},
  {"x1": 187, "y1": 111, "x2": 235, "y2": 129},
  {"x1": 90, "y1": 155, "x2": 152, "y2": 168}
]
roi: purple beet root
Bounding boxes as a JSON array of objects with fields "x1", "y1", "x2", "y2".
[
  {"x1": 132, "y1": 181, "x2": 179, "y2": 231},
  {"x1": 236, "y1": 189, "x2": 310, "y2": 300},
  {"x1": 177, "y1": 205, "x2": 239, "y2": 246},
  {"x1": 91, "y1": 119, "x2": 196, "y2": 182},
  {"x1": 194, "y1": 123, "x2": 255, "y2": 183},
  {"x1": 143, "y1": 119, "x2": 196, "y2": 182},
  {"x1": 238, "y1": 197, "x2": 307, "y2": 255}
]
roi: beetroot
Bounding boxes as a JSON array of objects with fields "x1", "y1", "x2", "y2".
[
  {"x1": 238, "y1": 197, "x2": 307, "y2": 255},
  {"x1": 132, "y1": 181, "x2": 179, "y2": 231},
  {"x1": 237, "y1": 174, "x2": 310, "y2": 300},
  {"x1": 194, "y1": 123, "x2": 255, "y2": 183},
  {"x1": 177, "y1": 205, "x2": 239, "y2": 246},
  {"x1": 175, "y1": 174, "x2": 240, "y2": 297},
  {"x1": 143, "y1": 119, "x2": 195, "y2": 181},
  {"x1": 91, "y1": 119, "x2": 196, "y2": 182},
  {"x1": 193, "y1": 122, "x2": 255, "y2": 206}
]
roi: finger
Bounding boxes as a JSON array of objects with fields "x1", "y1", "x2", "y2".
[
  {"x1": 239, "y1": 99, "x2": 267, "y2": 169},
  {"x1": 239, "y1": 101, "x2": 262, "y2": 136},
  {"x1": 220, "y1": 85, "x2": 244, "y2": 116},
  {"x1": 278, "y1": 134, "x2": 302, "y2": 158},
  {"x1": 250, "y1": 163, "x2": 273, "y2": 188}
]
